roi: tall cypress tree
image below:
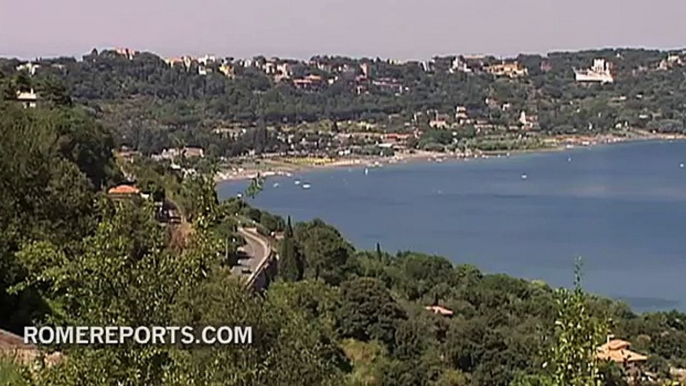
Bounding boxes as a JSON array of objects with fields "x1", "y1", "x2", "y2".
[{"x1": 279, "y1": 216, "x2": 303, "y2": 281}]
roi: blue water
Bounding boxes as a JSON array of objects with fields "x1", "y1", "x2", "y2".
[{"x1": 218, "y1": 141, "x2": 686, "y2": 312}]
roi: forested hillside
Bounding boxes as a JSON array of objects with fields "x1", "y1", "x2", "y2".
[
  {"x1": 3, "y1": 48, "x2": 686, "y2": 156},
  {"x1": 1, "y1": 56, "x2": 686, "y2": 386}
]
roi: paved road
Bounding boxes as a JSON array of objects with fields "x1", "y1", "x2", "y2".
[{"x1": 231, "y1": 227, "x2": 271, "y2": 284}]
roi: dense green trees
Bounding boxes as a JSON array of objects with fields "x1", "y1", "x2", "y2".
[
  {"x1": 294, "y1": 219, "x2": 356, "y2": 285},
  {"x1": 170, "y1": 273, "x2": 349, "y2": 386},
  {"x1": 513, "y1": 261, "x2": 609, "y2": 386},
  {"x1": 278, "y1": 217, "x2": 304, "y2": 282},
  {"x1": 5, "y1": 48, "x2": 686, "y2": 157},
  {"x1": 0, "y1": 102, "x2": 118, "y2": 334},
  {"x1": 337, "y1": 277, "x2": 406, "y2": 347},
  {"x1": 3, "y1": 84, "x2": 686, "y2": 384}
]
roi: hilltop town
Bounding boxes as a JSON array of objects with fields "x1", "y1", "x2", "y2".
[{"x1": 3, "y1": 47, "x2": 686, "y2": 178}]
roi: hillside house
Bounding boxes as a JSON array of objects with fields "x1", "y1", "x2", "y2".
[
  {"x1": 16, "y1": 90, "x2": 38, "y2": 108},
  {"x1": 450, "y1": 57, "x2": 472, "y2": 73},
  {"x1": 0, "y1": 328, "x2": 61, "y2": 366},
  {"x1": 425, "y1": 305, "x2": 454, "y2": 317},
  {"x1": 455, "y1": 106, "x2": 469, "y2": 124},
  {"x1": 574, "y1": 59, "x2": 614, "y2": 83},
  {"x1": 115, "y1": 48, "x2": 137, "y2": 60},
  {"x1": 107, "y1": 185, "x2": 142, "y2": 199},
  {"x1": 659, "y1": 54, "x2": 683, "y2": 70},
  {"x1": 486, "y1": 61, "x2": 528, "y2": 78},
  {"x1": 16, "y1": 62, "x2": 40, "y2": 75},
  {"x1": 219, "y1": 63, "x2": 235, "y2": 78},
  {"x1": 596, "y1": 337, "x2": 648, "y2": 381},
  {"x1": 293, "y1": 74, "x2": 325, "y2": 90}
]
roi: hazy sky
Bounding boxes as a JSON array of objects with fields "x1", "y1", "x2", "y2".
[{"x1": 2, "y1": 0, "x2": 686, "y2": 60}]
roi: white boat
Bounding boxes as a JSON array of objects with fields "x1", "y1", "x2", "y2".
[
  {"x1": 521, "y1": 174, "x2": 528, "y2": 180},
  {"x1": 364, "y1": 168, "x2": 369, "y2": 175},
  {"x1": 294, "y1": 180, "x2": 301, "y2": 185},
  {"x1": 273, "y1": 182, "x2": 280, "y2": 188},
  {"x1": 302, "y1": 183, "x2": 311, "y2": 189},
  {"x1": 681, "y1": 163, "x2": 685, "y2": 169},
  {"x1": 568, "y1": 157, "x2": 572, "y2": 162},
  {"x1": 237, "y1": 193, "x2": 243, "y2": 198}
]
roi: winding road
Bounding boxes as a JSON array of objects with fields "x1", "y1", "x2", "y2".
[{"x1": 231, "y1": 227, "x2": 272, "y2": 285}]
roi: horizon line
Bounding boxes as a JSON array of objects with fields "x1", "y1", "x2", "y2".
[{"x1": 3, "y1": 44, "x2": 686, "y2": 63}]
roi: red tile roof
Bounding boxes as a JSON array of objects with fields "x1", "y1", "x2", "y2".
[
  {"x1": 597, "y1": 339, "x2": 648, "y2": 363},
  {"x1": 107, "y1": 185, "x2": 140, "y2": 195}
]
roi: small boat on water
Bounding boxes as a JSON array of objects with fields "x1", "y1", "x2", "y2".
[
  {"x1": 273, "y1": 182, "x2": 280, "y2": 188},
  {"x1": 237, "y1": 193, "x2": 243, "y2": 198},
  {"x1": 294, "y1": 180, "x2": 301, "y2": 185},
  {"x1": 521, "y1": 174, "x2": 528, "y2": 180},
  {"x1": 302, "y1": 183, "x2": 311, "y2": 189},
  {"x1": 568, "y1": 157, "x2": 572, "y2": 162},
  {"x1": 681, "y1": 163, "x2": 685, "y2": 169},
  {"x1": 364, "y1": 168, "x2": 369, "y2": 175}
]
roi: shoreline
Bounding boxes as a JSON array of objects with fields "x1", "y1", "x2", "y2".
[{"x1": 215, "y1": 132, "x2": 686, "y2": 183}]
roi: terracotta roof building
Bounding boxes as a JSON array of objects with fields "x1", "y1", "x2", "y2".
[
  {"x1": 0, "y1": 329, "x2": 61, "y2": 366},
  {"x1": 597, "y1": 339, "x2": 648, "y2": 363},
  {"x1": 0, "y1": 329, "x2": 37, "y2": 364},
  {"x1": 107, "y1": 185, "x2": 141, "y2": 196}
]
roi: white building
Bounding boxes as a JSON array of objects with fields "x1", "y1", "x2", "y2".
[
  {"x1": 16, "y1": 62, "x2": 40, "y2": 76},
  {"x1": 276, "y1": 63, "x2": 292, "y2": 79},
  {"x1": 574, "y1": 59, "x2": 614, "y2": 83},
  {"x1": 236, "y1": 59, "x2": 253, "y2": 68},
  {"x1": 264, "y1": 61, "x2": 277, "y2": 75},
  {"x1": 360, "y1": 62, "x2": 371, "y2": 78},
  {"x1": 16, "y1": 90, "x2": 38, "y2": 108},
  {"x1": 455, "y1": 106, "x2": 469, "y2": 123},
  {"x1": 421, "y1": 60, "x2": 435, "y2": 72},
  {"x1": 450, "y1": 57, "x2": 472, "y2": 73},
  {"x1": 659, "y1": 54, "x2": 683, "y2": 70},
  {"x1": 115, "y1": 48, "x2": 137, "y2": 60},
  {"x1": 182, "y1": 56, "x2": 194, "y2": 70},
  {"x1": 198, "y1": 55, "x2": 217, "y2": 66}
]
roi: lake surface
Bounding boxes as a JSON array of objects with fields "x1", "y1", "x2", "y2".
[{"x1": 218, "y1": 141, "x2": 686, "y2": 312}]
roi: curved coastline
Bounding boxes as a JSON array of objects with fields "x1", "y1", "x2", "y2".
[
  {"x1": 215, "y1": 133, "x2": 686, "y2": 182},
  {"x1": 218, "y1": 139, "x2": 686, "y2": 313}
]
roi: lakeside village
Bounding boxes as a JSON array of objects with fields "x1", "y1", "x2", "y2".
[{"x1": 13, "y1": 48, "x2": 686, "y2": 181}]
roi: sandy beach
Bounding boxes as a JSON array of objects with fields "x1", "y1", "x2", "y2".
[{"x1": 215, "y1": 132, "x2": 686, "y2": 183}]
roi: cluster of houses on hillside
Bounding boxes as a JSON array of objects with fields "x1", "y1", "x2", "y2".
[
  {"x1": 12, "y1": 47, "x2": 686, "y2": 100},
  {"x1": 149, "y1": 49, "x2": 686, "y2": 89}
]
